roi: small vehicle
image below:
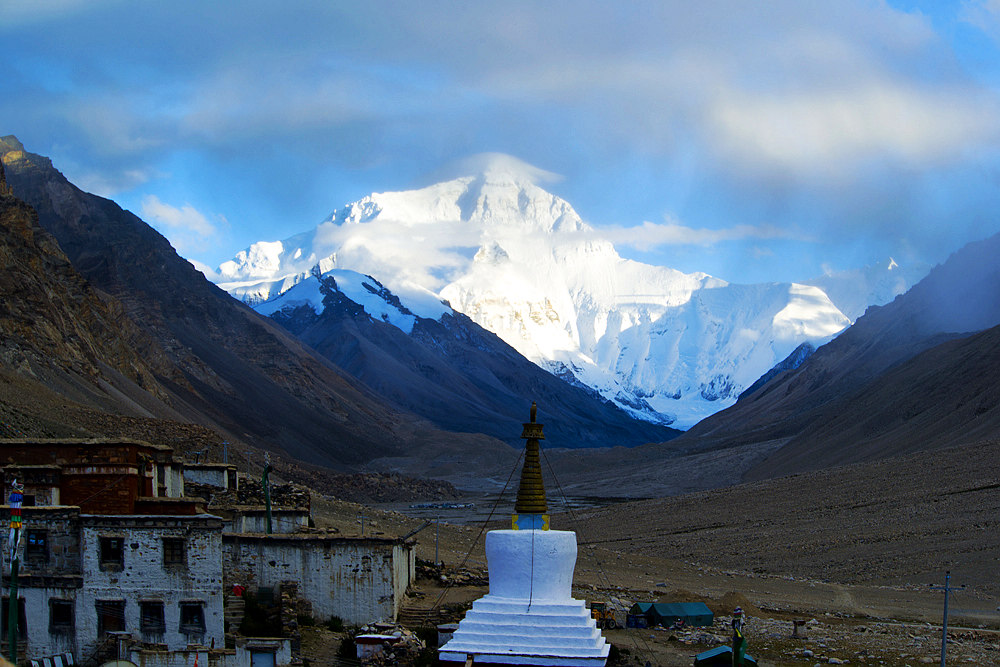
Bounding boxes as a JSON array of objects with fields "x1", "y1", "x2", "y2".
[{"x1": 590, "y1": 602, "x2": 618, "y2": 629}]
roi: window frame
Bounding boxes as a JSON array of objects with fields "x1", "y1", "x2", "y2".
[
  {"x1": 26, "y1": 529, "x2": 49, "y2": 563},
  {"x1": 140, "y1": 600, "x2": 166, "y2": 635},
  {"x1": 1, "y1": 598, "x2": 26, "y2": 639},
  {"x1": 179, "y1": 601, "x2": 206, "y2": 634},
  {"x1": 95, "y1": 600, "x2": 126, "y2": 636},
  {"x1": 49, "y1": 599, "x2": 74, "y2": 633},
  {"x1": 162, "y1": 537, "x2": 186, "y2": 567},
  {"x1": 99, "y1": 536, "x2": 124, "y2": 569}
]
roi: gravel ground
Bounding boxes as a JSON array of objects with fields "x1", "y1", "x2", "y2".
[{"x1": 308, "y1": 484, "x2": 1000, "y2": 667}]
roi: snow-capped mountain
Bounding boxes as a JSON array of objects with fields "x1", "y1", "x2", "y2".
[
  {"x1": 216, "y1": 155, "x2": 918, "y2": 428},
  {"x1": 256, "y1": 267, "x2": 680, "y2": 447},
  {"x1": 805, "y1": 258, "x2": 929, "y2": 322}
]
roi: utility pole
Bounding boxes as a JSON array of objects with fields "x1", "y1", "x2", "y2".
[
  {"x1": 7, "y1": 479, "x2": 23, "y2": 664},
  {"x1": 931, "y1": 571, "x2": 965, "y2": 667},
  {"x1": 435, "y1": 517, "x2": 440, "y2": 566}
]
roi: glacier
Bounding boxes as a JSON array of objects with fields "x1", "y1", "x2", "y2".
[{"x1": 214, "y1": 157, "x2": 923, "y2": 429}]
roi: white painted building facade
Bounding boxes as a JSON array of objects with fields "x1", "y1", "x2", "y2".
[
  {"x1": 222, "y1": 534, "x2": 415, "y2": 626},
  {"x1": 77, "y1": 514, "x2": 225, "y2": 653},
  {"x1": 3, "y1": 509, "x2": 225, "y2": 663}
]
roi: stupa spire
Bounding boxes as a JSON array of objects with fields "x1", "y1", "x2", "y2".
[{"x1": 513, "y1": 402, "x2": 549, "y2": 529}]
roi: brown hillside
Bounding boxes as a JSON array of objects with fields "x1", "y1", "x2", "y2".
[{"x1": 1, "y1": 135, "x2": 507, "y2": 470}]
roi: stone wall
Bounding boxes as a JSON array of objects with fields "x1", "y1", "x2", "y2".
[
  {"x1": 5, "y1": 506, "x2": 82, "y2": 575},
  {"x1": 229, "y1": 510, "x2": 309, "y2": 535},
  {"x1": 77, "y1": 515, "x2": 225, "y2": 657},
  {"x1": 184, "y1": 465, "x2": 237, "y2": 491},
  {"x1": 222, "y1": 535, "x2": 413, "y2": 626}
]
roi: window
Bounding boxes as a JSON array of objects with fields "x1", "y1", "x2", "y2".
[
  {"x1": 179, "y1": 602, "x2": 205, "y2": 634},
  {"x1": 21, "y1": 494, "x2": 35, "y2": 507},
  {"x1": 1, "y1": 598, "x2": 26, "y2": 639},
  {"x1": 26, "y1": 529, "x2": 48, "y2": 563},
  {"x1": 99, "y1": 536, "x2": 124, "y2": 568},
  {"x1": 163, "y1": 537, "x2": 185, "y2": 567},
  {"x1": 96, "y1": 600, "x2": 125, "y2": 635},
  {"x1": 49, "y1": 599, "x2": 73, "y2": 633},
  {"x1": 140, "y1": 601, "x2": 165, "y2": 634}
]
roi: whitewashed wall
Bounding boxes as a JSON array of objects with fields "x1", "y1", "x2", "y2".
[
  {"x1": 222, "y1": 536, "x2": 413, "y2": 626},
  {"x1": 77, "y1": 515, "x2": 224, "y2": 658},
  {"x1": 227, "y1": 511, "x2": 309, "y2": 535}
]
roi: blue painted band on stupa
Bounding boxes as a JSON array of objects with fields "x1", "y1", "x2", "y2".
[{"x1": 512, "y1": 513, "x2": 550, "y2": 530}]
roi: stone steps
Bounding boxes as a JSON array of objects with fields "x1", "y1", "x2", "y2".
[{"x1": 397, "y1": 604, "x2": 446, "y2": 628}]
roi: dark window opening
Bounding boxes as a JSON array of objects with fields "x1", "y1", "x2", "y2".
[
  {"x1": 140, "y1": 601, "x2": 165, "y2": 634},
  {"x1": 21, "y1": 494, "x2": 35, "y2": 507},
  {"x1": 96, "y1": 600, "x2": 125, "y2": 635},
  {"x1": 49, "y1": 599, "x2": 73, "y2": 633},
  {"x1": 26, "y1": 529, "x2": 48, "y2": 563},
  {"x1": 179, "y1": 602, "x2": 206, "y2": 634},
  {"x1": 256, "y1": 587, "x2": 273, "y2": 605},
  {"x1": 163, "y1": 537, "x2": 185, "y2": 567},
  {"x1": 1, "y1": 598, "x2": 26, "y2": 639},
  {"x1": 99, "y1": 536, "x2": 124, "y2": 568}
]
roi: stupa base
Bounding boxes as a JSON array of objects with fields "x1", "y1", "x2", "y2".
[
  {"x1": 438, "y1": 595, "x2": 609, "y2": 667},
  {"x1": 439, "y1": 653, "x2": 610, "y2": 667}
]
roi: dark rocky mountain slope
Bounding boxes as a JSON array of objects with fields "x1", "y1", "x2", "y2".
[
  {"x1": 0, "y1": 159, "x2": 184, "y2": 423},
  {"x1": 670, "y1": 230, "x2": 1000, "y2": 479},
  {"x1": 0, "y1": 136, "x2": 492, "y2": 469},
  {"x1": 269, "y1": 274, "x2": 679, "y2": 448},
  {"x1": 741, "y1": 322, "x2": 1000, "y2": 477}
]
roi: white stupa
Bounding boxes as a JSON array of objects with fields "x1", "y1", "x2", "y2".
[{"x1": 439, "y1": 403, "x2": 610, "y2": 667}]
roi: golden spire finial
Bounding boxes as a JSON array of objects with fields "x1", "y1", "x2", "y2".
[{"x1": 515, "y1": 402, "x2": 547, "y2": 515}]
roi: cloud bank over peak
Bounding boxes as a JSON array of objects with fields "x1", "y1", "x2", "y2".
[
  {"x1": 425, "y1": 153, "x2": 563, "y2": 187},
  {"x1": 5, "y1": 1, "x2": 1000, "y2": 285}
]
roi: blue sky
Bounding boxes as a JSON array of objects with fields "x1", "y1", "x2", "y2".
[{"x1": 3, "y1": 1, "x2": 1000, "y2": 284}]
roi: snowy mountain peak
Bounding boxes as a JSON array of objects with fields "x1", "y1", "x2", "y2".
[
  {"x1": 806, "y1": 257, "x2": 929, "y2": 322},
  {"x1": 216, "y1": 158, "x2": 926, "y2": 429},
  {"x1": 475, "y1": 241, "x2": 510, "y2": 265}
]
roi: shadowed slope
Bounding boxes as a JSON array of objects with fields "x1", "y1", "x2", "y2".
[{"x1": 1, "y1": 135, "x2": 472, "y2": 467}]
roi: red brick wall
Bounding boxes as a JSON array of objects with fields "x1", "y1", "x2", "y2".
[{"x1": 61, "y1": 472, "x2": 139, "y2": 514}]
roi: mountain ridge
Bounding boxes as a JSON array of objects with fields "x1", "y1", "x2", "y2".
[
  {"x1": 262, "y1": 268, "x2": 680, "y2": 447},
  {"x1": 672, "y1": 228, "x2": 1000, "y2": 478},
  {"x1": 215, "y1": 162, "x2": 925, "y2": 428},
  {"x1": 0, "y1": 135, "x2": 492, "y2": 469}
]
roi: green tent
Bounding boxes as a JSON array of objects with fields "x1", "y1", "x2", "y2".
[
  {"x1": 693, "y1": 646, "x2": 758, "y2": 666},
  {"x1": 627, "y1": 602, "x2": 654, "y2": 616},
  {"x1": 650, "y1": 602, "x2": 714, "y2": 627}
]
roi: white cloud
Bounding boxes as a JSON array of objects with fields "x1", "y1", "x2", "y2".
[
  {"x1": 961, "y1": 0, "x2": 1000, "y2": 43},
  {"x1": 708, "y1": 82, "x2": 1000, "y2": 174},
  {"x1": 0, "y1": 0, "x2": 123, "y2": 26},
  {"x1": 603, "y1": 219, "x2": 791, "y2": 252},
  {"x1": 188, "y1": 258, "x2": 222, "y2": 282},
  {"x1": 70, "y1": 167, "x2": 156, "y2": 198},
  {"x1": 140, "y1": 195, "x2": 221, "y2": 254},
  {"x1": 312, "y1": 217, "x2": 482, "y2": 290}
]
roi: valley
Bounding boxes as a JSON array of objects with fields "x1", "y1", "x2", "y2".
[
  {"x1": 310, "y1": 437, "x2": 1000, "y2": 666},
  {"x1": 3, "y1": 135, "x2": 1000, "y2": 666}
]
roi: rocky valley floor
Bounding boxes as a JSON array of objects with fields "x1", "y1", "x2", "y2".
[{"x1": 306, "y1": 437, "x2": 1000, "y2": 666}]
